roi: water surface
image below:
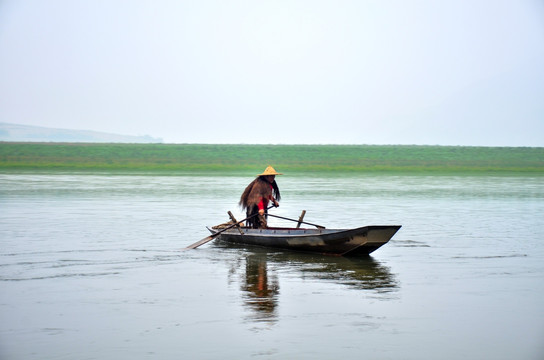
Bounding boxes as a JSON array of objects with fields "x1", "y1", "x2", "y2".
[{"x1": 1, "y1": 174, "x2": 543, "y2": 359}]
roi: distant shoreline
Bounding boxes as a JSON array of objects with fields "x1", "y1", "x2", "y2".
[
  {"x1": 0, "y1": 122, "x2": 162, "y2": 144},
  {"x1": 1, "y1": 142, "x2": 543, "y2": 175}
]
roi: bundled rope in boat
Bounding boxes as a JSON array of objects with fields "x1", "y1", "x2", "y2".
[{"x1": 211, "y1": 220, "x2": 236, "y2": 230}]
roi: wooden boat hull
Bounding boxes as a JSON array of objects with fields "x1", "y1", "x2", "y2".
[{"x1": 208, "y1": 225, "x2": 401, "y2": 256}]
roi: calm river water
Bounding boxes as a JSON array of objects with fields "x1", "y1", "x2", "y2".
[{"x1": 1, "y1": 173, "x2": 543, "y2": 359}]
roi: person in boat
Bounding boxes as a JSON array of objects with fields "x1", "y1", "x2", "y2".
[{"x1": 239, "y1": 166, "x2": 282, "y2": 229}]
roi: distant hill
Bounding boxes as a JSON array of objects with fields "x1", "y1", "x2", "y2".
[{"x1": 0, "y1": 123, "x2": 162, "y2": 143}]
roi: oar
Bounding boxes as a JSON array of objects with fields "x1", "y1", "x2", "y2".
[
  {"x1": 183, "y1": 206, "x2": 273, "y2": 250},
  {"x1": 266, "y1": 213, "x2": 326, "y2": 229}
]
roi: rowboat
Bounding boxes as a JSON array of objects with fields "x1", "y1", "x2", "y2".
[{"x1": 207, "y1": 224, "x2": 401, "y2": 257}]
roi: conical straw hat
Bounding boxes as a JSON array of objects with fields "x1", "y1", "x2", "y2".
[{"x1": 258, "y1": 166, "x2": 283, "y2": 176}]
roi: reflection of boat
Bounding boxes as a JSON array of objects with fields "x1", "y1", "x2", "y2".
[
  {"x1": 216, "y1": 242, "x2": 398, "y2": 293},
  {"x1": 208, "y1": 225, "x2": 401, "y2": 256},
  {"x1": 275, "y1": 252, "x2": 398, "y2": 292}
]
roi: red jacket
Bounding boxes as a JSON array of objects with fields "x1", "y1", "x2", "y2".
[{"x1": 257, "y1": 184, "x2": 274, "y2": 210}]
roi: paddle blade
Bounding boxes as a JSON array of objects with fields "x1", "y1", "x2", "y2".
[{"x1": 183, "y1": 235, "x2": 216, "y2": 251}]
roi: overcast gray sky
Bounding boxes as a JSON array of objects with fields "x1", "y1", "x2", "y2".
[{"x1": 1, "y1": 0, "x2": 543, "y2": 146}]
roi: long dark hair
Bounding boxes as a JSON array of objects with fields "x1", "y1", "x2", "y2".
[{"x1": 269, "y1": 177, "x2": 281, "y2": 202}]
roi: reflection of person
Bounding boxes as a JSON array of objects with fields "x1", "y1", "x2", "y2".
[
  {"x1": 239, "y1": 166, "x2": 282, "y2": 229},
  {"x1": 242, "y1": 255, "x2": 279, "y2": 321}
]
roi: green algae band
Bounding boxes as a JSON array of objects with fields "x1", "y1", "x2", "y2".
[{"x1": 0, "y1": 143, "x2": 542, "y2": 175}]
